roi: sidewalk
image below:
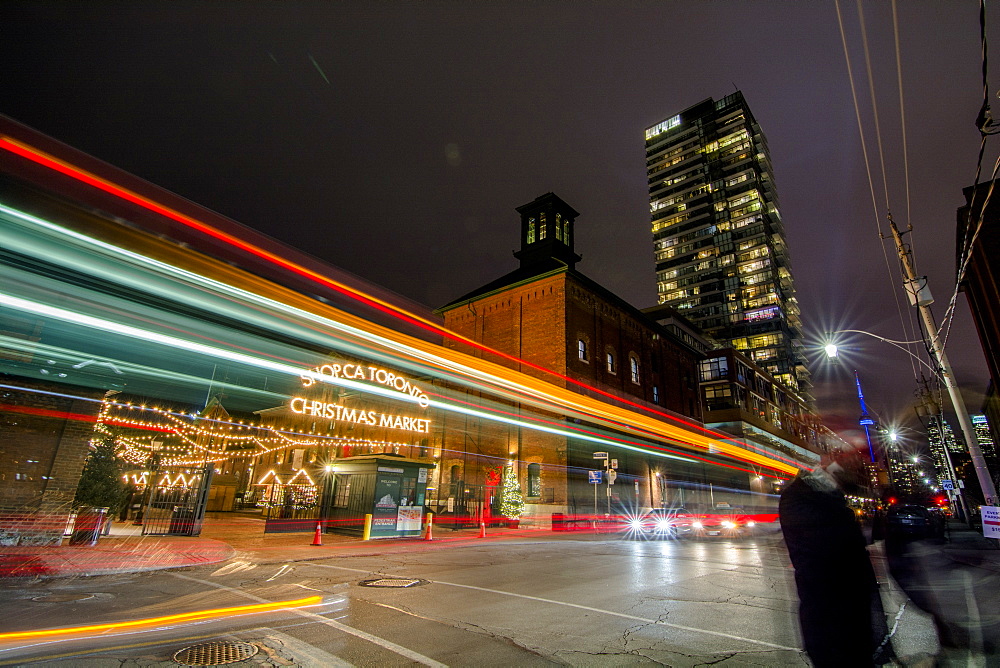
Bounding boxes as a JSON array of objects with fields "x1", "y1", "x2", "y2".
[
  {"x1": 871, "y1": 521, "x2": 1000, "y2": 665},
  {"x1": 0, "y1": 514, "x2": 548, "y2": 579}
]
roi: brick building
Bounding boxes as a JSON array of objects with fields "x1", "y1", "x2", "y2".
[
  {"x1": 438, "y1": 193, "x2": 774, "y2": 519},
  {"x1": 0, "y1": 377, "x2": 105, "y2": 545}
]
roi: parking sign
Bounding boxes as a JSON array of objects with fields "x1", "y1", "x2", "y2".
[
  {"x1": 982, "y1": 506, "x2": 1000, "y2": 539},
  {"x1": 588, "y1": 470, "x2": 602, "y2": 484}
]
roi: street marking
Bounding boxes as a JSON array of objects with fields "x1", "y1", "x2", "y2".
[
  {"x1": 266, "y1": 564, "x2": 293, "y2": 582},
  {"x1": 211, "y1": 561, "x2": 257, "y2": 576},
  {"x1": 168, "y1": 573, "x2": 446, "y2": 667},
  {"x1": 961, "y1": 571, "x2": 984, "y2": 666},
  {"x1": 304, "y1": 563, "x2": 799, "y2": 652},
  {"x1": 263, "y1": 629, "x2": 353, "y2": 667}
]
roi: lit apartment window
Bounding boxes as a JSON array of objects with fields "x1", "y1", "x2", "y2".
[{"x1": 578, "y1": 339, "x2": 588, "y2": 361}]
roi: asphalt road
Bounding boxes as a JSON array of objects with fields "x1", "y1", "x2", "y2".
[{"x1": 0, "y1": 530, "x2": 810, "y2": 667}]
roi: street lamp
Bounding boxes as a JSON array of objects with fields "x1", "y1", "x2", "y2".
[
  {"x1": 823, "y1": 329, "x2": 941, "y2": 380},
  {"x1": 823, "y1": 326, "x2": 997, "y2": 509}
]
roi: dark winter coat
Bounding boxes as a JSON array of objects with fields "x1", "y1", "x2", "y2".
[{"x1": 779, "y1": 471, "x2": 889, "y2": 667}]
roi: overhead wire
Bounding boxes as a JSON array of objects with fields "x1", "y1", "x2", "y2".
[
  {"x1": 890, "y1": 0, "x2": 930, "y2": 374},
  {"x1": 837, "y1": 0, "x2": 923, "y2": 384},
  {"x1": 939, "y1": 0, "x2": 1000, "y2": 351},
  {"x1": 858, "y1": 0, "x2": 924, "y2": 384}
]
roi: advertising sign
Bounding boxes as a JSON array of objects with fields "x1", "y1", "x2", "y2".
[
  {"x1": 982, "y1": 506, "x2": 1000, "y2": 539},
  {"x1": 397, "y1": 506, "x2": 423, "y2": 532},
  {"x1": 371, "y1": 475, "x2": 401, "y2": 538}
]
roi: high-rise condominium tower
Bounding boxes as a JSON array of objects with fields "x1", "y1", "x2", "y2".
[{"x1": 645, "y1": 91, "x2": 809, "y2": 395}]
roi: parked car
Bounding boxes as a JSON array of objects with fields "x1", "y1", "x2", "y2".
[{"x1": 885, "y1": 504, "x2": 944, "y2": 541}]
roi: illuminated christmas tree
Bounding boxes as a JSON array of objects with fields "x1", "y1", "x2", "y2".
[{"x1": 499, "y1": 464, "x2": 524, "y2": 520}]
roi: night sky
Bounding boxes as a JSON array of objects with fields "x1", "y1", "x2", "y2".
[{"x1": 4, "y1": 1, "x2": 999, "y2": 453}]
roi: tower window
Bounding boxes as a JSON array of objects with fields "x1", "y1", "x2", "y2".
[
  {"x1": 578, "y1": 339, "x2": 588, "y2": 361},
  {"x1": 539, "y1": 212, "x2": 547, "y2": 239},
  {"x1": 556, "y1": 213, "x2": 564, "y2": 241},
  {"x1": 527, "y1": 218, "x2": 536, "y2": 244},
  {"x1": 607, "y1": 352, "x2": 616, "y2": 374}
]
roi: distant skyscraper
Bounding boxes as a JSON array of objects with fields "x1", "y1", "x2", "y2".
[
  {"x1": 644, "y1": 92, "x2": 809, "y2": 396},
  {"x1": 927, "y1": 416, "x2": 961, "y2": 483},
  {"x1": 972, "y1": 414, "x2": 998, "y2": 464}
]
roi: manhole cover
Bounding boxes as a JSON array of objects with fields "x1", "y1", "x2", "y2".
[
  {"x1": 32, "y1": 593, "x2": 95, "y2": 602},
  {"x1": 358, "y1": 578, "x2": 424, "y2": 588},
  {"x1": 172, "y1": 641, "x2": 259, "y2": 666}
]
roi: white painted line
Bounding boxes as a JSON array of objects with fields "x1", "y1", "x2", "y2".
[
  {"x1": 304, "y1": 563, "x2": 799, "y2": 652},
  {"x1": 263, "y1": 629, "x2": 353, "y2": 667},
  {"x1": 961, "y1": 571, "x2": 984, "y2": 667},
  {"x1": 168, "y1": 573, "x2": 447, "y2": 667}
]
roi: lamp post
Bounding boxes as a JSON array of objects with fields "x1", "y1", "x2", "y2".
[{"x1": 825, "y1": 334, "x2": 971, "y2": 517}]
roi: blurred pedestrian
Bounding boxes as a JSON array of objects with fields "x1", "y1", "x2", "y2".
[{"x1": 780, "y1": 454, "x2": 891, "y2": 666}]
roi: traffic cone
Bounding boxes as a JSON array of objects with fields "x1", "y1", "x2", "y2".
[
  {"x1": 479, "y1": 522, "x2": 487, "y2": 538},
  {"x1": 423, "y1": 520, "x2": 433, "y2": 541},
  {"x1": 311, "y1": 521, "x2": 323, "y2": 546}
]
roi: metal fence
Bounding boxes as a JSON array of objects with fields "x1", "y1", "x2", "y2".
[{"x1": 140, "y1": 467, "x2": 213, "y2": 536}]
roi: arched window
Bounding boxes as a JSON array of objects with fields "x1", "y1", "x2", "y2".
[
  {"x1": 652, "y1": 386, "x2": 660, "y2": 404},
  {"x1": 539, "y1": 212, "x2": 548, "y2": 239},
  {"x1": 630, "y1": 355, "x2": 640, "y2": 384},
  {"x1": 555, "y1": 213, "x2": 564, "y2": 241},
  {"x1": 606, "y1": 351, "x2": 616, "y2": 374},
  {"x1": 527, "y1": 463, "x2": 541, "y2": 498},
  {"x1": 527, "y1": 218, "x2": 536, "y2": 244},
  {"x1": 578, "y1": 339, "x2": 588, "y2": 361}
]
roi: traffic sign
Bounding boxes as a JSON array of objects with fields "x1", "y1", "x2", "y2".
[
  {"x1": 982, "y1": 506, "x2": 1000, "y2": 539},
  {"x1": 610, "y1": 459, "x2": 618, "y2": 469},
  {"x1": 593, "y1": 452, "x2": 608, "y2": 460},
  {"x1": 588, "y1": 470, "x2": 602, "y2": 484},
  {"x1": 942, "y1": 480, "x2": 954, "y2": 490}
]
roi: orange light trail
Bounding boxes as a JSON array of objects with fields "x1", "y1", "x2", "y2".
[
  {"x1": 0, "y1": 595, "x2": 323, "y2": 642},
  {"x1": 0, "y1": 135, "x2": 788, "y2": 448},
  {"x1": 0, "y1": 137, "x2": 802, "y2": 475}
]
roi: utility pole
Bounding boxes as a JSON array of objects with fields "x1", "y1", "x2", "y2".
[{"x1": 887, "y1": 215, "x2": 998, "y2": 506}]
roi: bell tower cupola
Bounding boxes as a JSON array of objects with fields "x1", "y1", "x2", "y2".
[{"x1": 513, "y1": 192, "x2": 582, "y2": 270}]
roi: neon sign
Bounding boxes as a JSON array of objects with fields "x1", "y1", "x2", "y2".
[
  {"x1": 289, "y1": 397, "x2": 431, "y2": 433},
  {"x1": 300, "y1": 362, "x2": 429, "y2": 408}
]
